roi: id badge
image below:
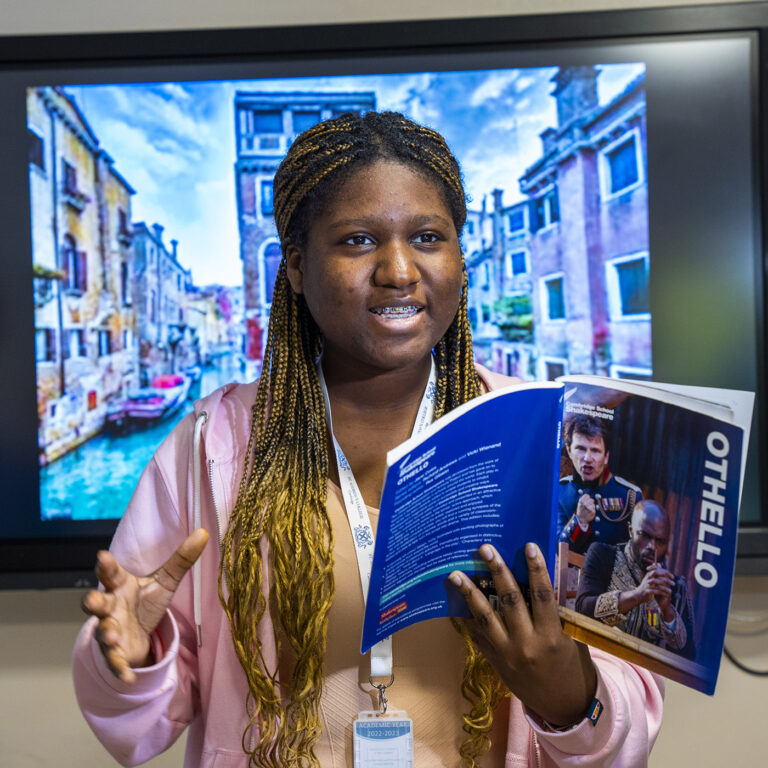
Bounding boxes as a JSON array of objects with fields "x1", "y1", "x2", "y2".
[{"x1": 353, "y1": 710, "x2": 413, "y2": 768}]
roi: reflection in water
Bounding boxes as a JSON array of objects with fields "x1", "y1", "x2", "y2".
[{"x1": 40, "y1": 356, "x2": 249, "y2": 521}]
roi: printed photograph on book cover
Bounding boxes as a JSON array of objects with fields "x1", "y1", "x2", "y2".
[{"x1": 555, "y1": 382, "x2": 742, "y2": 693}]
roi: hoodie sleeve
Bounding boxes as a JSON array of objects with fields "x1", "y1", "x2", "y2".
[
  {"x1": 72, "y1": 414, "x2": 201, "y2": 767},
  {"x1": 522, "y1": 650, "x2": 664, "y2": 768}
]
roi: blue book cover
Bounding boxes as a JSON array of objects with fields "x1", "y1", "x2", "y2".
[
  {"x1": 362, "y1": 375, "x2": 753, "y2": 696},
  {"x1": 362, "y1": 383, "x2": 564, "y2": 653}
]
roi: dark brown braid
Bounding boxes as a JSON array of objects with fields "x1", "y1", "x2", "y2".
[{"x1": 220, "y1": 111, "x2": 506, "y2": 767}]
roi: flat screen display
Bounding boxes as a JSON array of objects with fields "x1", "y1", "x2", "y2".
[{"x1": 0, "y1": 27, "x2": 762, "y2": 582}]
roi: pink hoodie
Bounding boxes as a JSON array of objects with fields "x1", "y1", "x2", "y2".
[{"x1": 72, "y1": 367, "x2": 663, "y2": 767}]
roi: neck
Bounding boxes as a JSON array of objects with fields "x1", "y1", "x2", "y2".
[{"x1": 321, "y1": 352, "x2": 433, "y2": 416}]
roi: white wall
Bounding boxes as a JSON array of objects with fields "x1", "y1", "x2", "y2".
[
  {"x1": 0, "y1": 0, "x2": 763, "y2": 35},
  {"x1": 2, "y1": 1, "x2": 767, "y2": 766}
]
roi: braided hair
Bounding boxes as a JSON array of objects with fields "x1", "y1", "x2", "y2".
[{"x1": 220, "y1": 111, "x2": 507, "y2": 767}]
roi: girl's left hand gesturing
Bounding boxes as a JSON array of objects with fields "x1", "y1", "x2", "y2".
[{"x1": 449, "y1": 542, "x2": 597, "y2": 728}]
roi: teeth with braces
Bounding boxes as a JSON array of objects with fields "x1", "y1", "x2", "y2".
[{"x1": 371, "y1": 306, "x2": 420, "y2": 315}]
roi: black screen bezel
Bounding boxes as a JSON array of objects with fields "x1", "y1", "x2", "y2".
[{"x1": 1, "y1": 2, "x2": 766, "y2": 586}]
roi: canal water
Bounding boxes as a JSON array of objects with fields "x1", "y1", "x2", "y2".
[{"x1": 40, "y1": 355, "x2": 250, "y2": 521}]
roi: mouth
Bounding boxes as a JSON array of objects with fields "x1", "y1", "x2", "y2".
[{"x1": 369, "y1": 305, "x2": 423, "y2": 319}]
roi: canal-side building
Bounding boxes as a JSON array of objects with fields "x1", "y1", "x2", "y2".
[
  {"x1": 463, "y1": 199, "x2": 497, "y2": 360},
  {"x1": 186, "y1": 284, "x2": 244, "y2": 366},
  {"x1": 462, "y1": 65, "x2": 649, "y2": 381},
  {"x1": 233, "y1": 91, "x2": 376, "y2": 375},
  {"x1": 132, "y1": 222, "x2": 194, "y2": 384},
  {"x1": 517, "y1": 65, "x2": 650, "y2": 380},
  {"x1": 28, "y1": 86, "x2": 137, "y2": 464}
]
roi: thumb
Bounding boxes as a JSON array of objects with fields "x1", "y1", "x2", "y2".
[{"x1": 150, "y1": 528, "x2": 209, "y2": 592}]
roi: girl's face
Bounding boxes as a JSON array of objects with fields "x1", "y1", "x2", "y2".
[{"x1": 286, "y1": 160, "x2": 464, "y2": 376}]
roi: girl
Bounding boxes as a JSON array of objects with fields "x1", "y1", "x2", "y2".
[{"x1": 74, "y1": 111, "x2": 662, "y2": 767}]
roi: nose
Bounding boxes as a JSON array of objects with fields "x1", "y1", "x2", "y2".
[{"x1": 373, "y1": 238, "x2": 421, "y2": 288}]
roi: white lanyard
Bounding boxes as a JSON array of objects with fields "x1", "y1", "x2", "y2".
[{"x1": 317, "y1": 357, "x2": 437, "y2": 682}]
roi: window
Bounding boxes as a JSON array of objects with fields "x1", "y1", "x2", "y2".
[
  {"x1": 606, "y1": 134, "x2": 640, "y2": 195},
  {"x1": 28, "y1": 129, "x2": 44, "y2": 170},
  {"x1": 505, "y1": 250, "x2": 528, "y2": 278},
  {"x1": 261, "y1": 180, "x2": 274, "y2": 216},
  {"x1": 541, "y1": 274, "x2": 566, "y2": 321},
  {"x1": 149, "y1": 289, "x2": 157, "y2": 324},
  {"x1": 98, "y1": 330, "x2": 112, "y2": 357},
  {"x1": 263, "y1": 242, "x2": 282, "y2": 303},
  {"x1": 62, "y1": 160, "x2": 78, "y2": 195},
  {"x1": 121, "y1": 262, "x2": 131, "y2": 306},
  {"x1": 252, "y1": 110, "x2": 282, "y2": 133},
  {"x1": 62, "y1": 235, "x2": 87, "y2": 293},
  {"x1": 481, "y1": 304, "x2": 491, "y2": 323},
  {"x1": 544, "y1": 360, "x2": 566, "y2": 380},
  {"x1": 530, "y1": 186, "x2": 559, "y2": 232},
  {"x1": 508, "y1": 209, "x2": 525, "y2": 233},
  {"x1": 293, "y1": 110, "x2": 321, "y2": 134},
  {"x1": 599, "y1": 129, "x2": 644, "y2": 199},
  {"x1": 465, "y1": 220, "x2": 475, "y2": 235},
  {"x1": 118, "y1": 208, "x2": 131, "y2": 240},
  {"x1": 606, "y1": 253, "x2": 650, "y2": 318},
  {"x1": 607, "y1": 136, "x2": 639, "y2": 193},
  {"x1": 63, "y1": 329, "x2": 86, "y2": 359},
  {"x1": 35, "y1": 329, "x2": 56, "y2": 363},
  {"x1": 467, "y1": 268, "x2": 475, "y2": 288},
  {"x1": 468, "y1": 306, "x2": 478, "y2": 330}
]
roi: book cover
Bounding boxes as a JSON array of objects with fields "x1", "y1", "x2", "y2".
[
  {"x1": 361, "y1": 383, "x2": 564, "y2": 653},
  {"x1": 361, "y1": 375, "x2": 753, "y2": 695}
]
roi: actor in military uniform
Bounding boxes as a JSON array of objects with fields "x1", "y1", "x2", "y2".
[{"x1": 558, "y1": 413, "x2": 641, "y2": 554}]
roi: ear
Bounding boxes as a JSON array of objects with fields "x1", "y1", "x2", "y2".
[{"x1": 285, "y1": 242, "x2": 304, "y2": 295}]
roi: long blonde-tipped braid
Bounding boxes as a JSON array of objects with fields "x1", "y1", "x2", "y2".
[
  {"x1": 222, "y1": 111, "x2": 509, "y2": 767},
  {"x1": 220, "y1": 261, "x2": 334, "y2": 767}
]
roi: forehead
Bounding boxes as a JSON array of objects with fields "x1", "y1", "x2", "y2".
[
  {"x1": 319, "y1": 160, "x2": 452, "y2": 220},
  {"x1": 571, "y1": 431, "x2": 605, "y2": 450},
  {"x1": 634, "y1": 511, "x2": 669, "y2": 537}
]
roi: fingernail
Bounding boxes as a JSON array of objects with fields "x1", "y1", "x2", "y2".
[
  {"x1": 448, "y1": 572, "x2": 462, "y2": 586},
  {"x1": 526, "y1": 542, "x2": 538, "y2": 558},
  {"x1": 478, "y1": 545, "x2": 494, "y2": 562}
]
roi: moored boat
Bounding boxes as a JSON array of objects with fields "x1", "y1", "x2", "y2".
[{"x1": 105, "y1": 374, "x2": 191, "y2": 432}]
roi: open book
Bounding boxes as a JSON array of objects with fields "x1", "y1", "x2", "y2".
[{"x1": 361, "y1": 375, "x2": 754, "y2": 695}]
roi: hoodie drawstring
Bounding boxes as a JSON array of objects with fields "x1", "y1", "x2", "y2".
[{"x1": 193, "y1": 411, "x2": 208, "y2": 647}]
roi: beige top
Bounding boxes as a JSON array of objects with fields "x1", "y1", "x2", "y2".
[{"x1": 313, "y1": 480, "x2": 508, "y2": 766}]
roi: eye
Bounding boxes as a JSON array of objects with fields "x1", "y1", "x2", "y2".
[
  {"x1": 412, "y1": 231, "x2": 442, "y2": 244},
  {"x1": 342, "y1": 234, "x2": 374, "y2": 246}
]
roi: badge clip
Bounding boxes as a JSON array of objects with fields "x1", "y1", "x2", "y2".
[{"x1": 369, "y1": 674, "x2": 394, "y2": 715}]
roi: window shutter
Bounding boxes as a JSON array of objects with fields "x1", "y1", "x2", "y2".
[
  {"x1": 528, "y1": 199, "x2": 540, "y2": 233},
  {"x1": 78, "y1": 251, "x2": 88, "y2": 292}
]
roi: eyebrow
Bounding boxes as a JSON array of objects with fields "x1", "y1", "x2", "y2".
[
  {"x1": 327, "y1": 214, "x2": 453, "y2": 230},
  {"x1": 638, "y1": 529, "x2": 667, "y2": 540}
]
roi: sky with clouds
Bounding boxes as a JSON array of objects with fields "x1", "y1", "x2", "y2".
[{"x1": 61, "y1": 62, "x2": 644, "y2": 287}]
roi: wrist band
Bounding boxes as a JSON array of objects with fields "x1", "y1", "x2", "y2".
[{"x1": 542, "y1": 698, "x2": 603, "y2": 732}]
